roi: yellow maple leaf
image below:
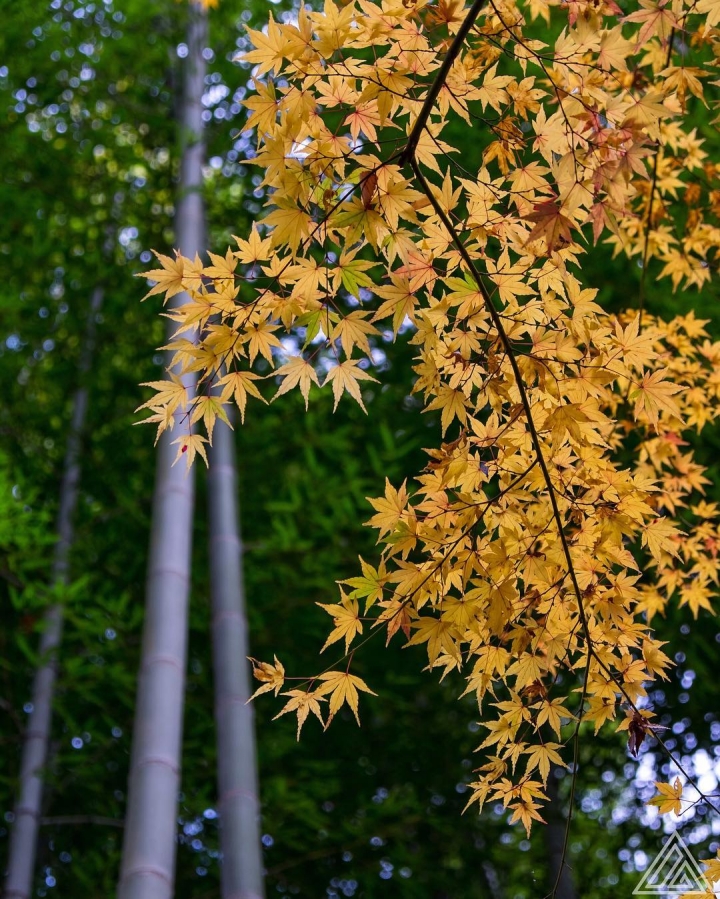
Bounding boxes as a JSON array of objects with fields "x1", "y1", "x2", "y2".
[
  {"x1": 249, "y1": 655, "x2": 285, "y2": 698},
  {"x1": 233, "y1": 225, "x2": 273, "y2": 265},
  {"x1": 702, "y1": 851, "x2": 720, "y2": 888},
  {"x1": 425, "y1": 386, "x2": 468, "y2": 435},
  {"x1": 330, "y1": 311, "x2": 379, "y2": 357},
  {"x1": 509, "y1": 798, "x2": 546, "y2": 837},
  {"x1": 583, "y1": 697, "x2": 617, "y2": 733},
  {"x1": 136, "y1": 404, "x2": 177, "y2": 444},
  {"x1": 243, "y1": 80, "x2": 280, "y2": 139},
  {"x1": 315, "y1": 671, "x2": 377, "y2": 726},
  {"x1": 171, "y1": 433, "x2": 209, "y2": 469},
  {"x1": 697, "y1": 0, "x2": 720, "y2": 28},
  {"x1": 648, "y1": 777, "x2": 684, "y2": 816},
  {"x1": 138, "y1": 252, "x2": 186, "y2": 302},
  {"x1": 203, "y1": 248, "x2": 237, "y2": 285},
  {"x1": 217, "y1": 370, "x2": 267, "y2": 423},
  {"x1": 533, "y1": 698, "x2": 573, "y2": 737},
  {"x1": 246, "y1": 320, "x2": 281, "y2": 366},
  {"x1": 632, "y1": 369, "x2": 684, "y2": 429},
  {"x1": 324, "y1": 360, "x2": 378, "y2": 412},
  {"x1": 272, "y1": 357, "x2": 320, "y2": 410},
  {"x1": 263, "y1": 199, "x2": 312, "y2": 255},
  {"x1": 407, "y1": 617, "x2": 461, "y2": 665},
  {"x1": 189, "y1": 395, "x2": 231, "y2": 442},
  {"x1": 137, "y1": 376, "x2": 190, "y2": 415},
  {"x1": 364, "y1": 479, "x2": 408, "y2": 541},
  {"x1": 317, "y1": 595, "x2": 363, "y2": 652},
  {"x1": 241, "y1": 14, "x2": 288, "y2": 78},
  {"x1": 642, "y1": 517, "x2": 682, "y2": 562},
  {"x1": 273, "y1": 689, "x2": 326, "y2": 739}
]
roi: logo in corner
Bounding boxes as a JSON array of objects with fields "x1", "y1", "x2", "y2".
[{"x1": 633, "y1": 831, "x2": 712, "y2": 897}]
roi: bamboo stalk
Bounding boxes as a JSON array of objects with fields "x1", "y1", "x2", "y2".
[
  {"x1": 208, "y1": 415, "x2": 265, "y2": 899},
  {"x1": 5, "y1": 285, "x2": 104, "y2": 899},
  {"x1": 116, "y1": 4, "x2": 207, "y2": 897}
]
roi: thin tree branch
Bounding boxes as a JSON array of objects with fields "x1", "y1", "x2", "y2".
[{"x1": 400, "y1": 0, "x2": 487, "y2": 166}]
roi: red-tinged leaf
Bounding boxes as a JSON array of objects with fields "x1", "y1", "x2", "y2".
[{"x1": 361, "y1": 171, "x2": 379, "y2": 209}]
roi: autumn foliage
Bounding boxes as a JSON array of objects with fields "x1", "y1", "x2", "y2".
[{"x1": 140, "y1": 0, "x2": 720, "y2": 836}]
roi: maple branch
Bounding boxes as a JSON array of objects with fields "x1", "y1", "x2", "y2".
[
  {"x1": 147, "y1": 0, "x2": 720, "y2": 841},
  {"x1": 403, "y1": 160, "x2": 719, "y2": 817},
  {"x1": 399, "y1": 0, "x2": 486, "y2": 166},
  {"x1": 407, "y1": 155, "x2": 591, "y2": 641},
  {"x1": 162, "y1": 150, "x2": 401, "y2": 439},
  {"x1": 546, "y1": 647, "x2": 590, "y2": 899},
  {"x1": 637, "y1": 28, "x2": 677, "y2": 328},
  {"x1": 284, "y1": 457, "x2": 541, "y2": 693}
]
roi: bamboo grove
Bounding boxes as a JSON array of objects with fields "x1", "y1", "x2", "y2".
[{"x1": 139, "y1": 0, "x2": 720, "y2": 839}]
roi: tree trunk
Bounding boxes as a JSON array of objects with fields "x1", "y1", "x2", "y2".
[
  {"x1": 116, "y1": 5, "x2": 207, "y2": 898},
  {"x1": 208, "y1": 416, "x2": 265, "y2": 899},
  {"x1": 4, "y1": 285, "x2": 104, "y2": 899}
]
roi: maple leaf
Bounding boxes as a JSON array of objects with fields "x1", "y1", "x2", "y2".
[
  {"x1": 315, "y1": 671, "x2": 377, "y2": 727},
  {"x1": 246, "y1": 320, "x2": 281, "y2": 366},
  {"x1": 243, "y1": 80, "x2": 280, "y2": 139},
  {"x1": 361, "y1": 171, "x2": 379, "y2": 210},
  {"x1": 171, "y1": 434, "x2": 209, "y2": 469},
  {"x1": 508, "y1": 798, "x2": 546, "y2": 837},
  {"x1": 317, "y1": 595, "x2": 363, "y2": 652},
  {"x1": 137, "y1": 376, "x2": 190, "y2": 415},
  {"x1": 612, "y1": 315, "x2": 657, "y2": 372},
  {"x1": 273, "y1": 689, "x2": 326, "y2": 740},
  {"x1": 372, "y1": 277, "x2": 419, "y2": 334},
  {"x1": 623, "y1": 0, "x2": 678, "y2": 47},
  {"x1": 642, "y1": 517, "x2": 682, "y2": 562},
  {"x1": 335, "y1": 250, "x2": 377, "y2": 296},
  {"x1": 703, "y1": 852, "x2": 720, "y2": 889},
  {"x1": 524, "y1": 199, "x2": 574, "y2": 253},
  {"x1": 425, "y1": 386, "x2": 468, "y2": 435},
  {"x1": 189, "y1": 395, "x2": 231, "y2": 442},
  {"x1": 345, "y1": 102, "x2": 381, "y2": 143},
  {"x1": 263, "y1": 199, "x2": 312, "y2": 255},
  {"x1": 203, "y1": 248, "x2": 237, "y2": 286},
  {"x1": 583, "y1": 697, "x2": 617, "y2": 733},
  {"x1": 631, "y1": 369, "x2": 684, "y2": 429},
  {"x1": 272, "y1": 356, "x2": 320, "y2": 410},
  {"x1": 218, "y1": 371, "x2": 267, "y2": 424},
  {"x1": 642, "y1": 640, "x2": 672, "y2": 680},
  {"x1": 138, "y1": 251, "x2": 187, "y2": 302},
  {"x1": 407, "y1": 617, "x2": 461, "y2": 665},
  {"x1": 648, "y1": 777, "x2": 684, "y2": 816},
  {"x1": 233, "y1": 225, "x2": 273, "y2": 265},
  {"x1": 181, "y1": 254, "x2": 204, "y2": 294},
  {"x1": 598, "y1": 27, "x2": 632, "y2": 71},
  {"x1": 341, "y1": 557, "x2": 387, "y2": 610},
  {"x1": 533, "y1": 698, "x2": 573, "y2": 738},
  {"x1": 365, "y1": 479, "x2": 408, "y2": 541},
  {"x1": 330, "y1": 311, "x2": 379, "y2": 357},
  {"x1": 249, "y1": 655, "x2": 285, "y2": 698},
  {"x1": 242, "y1": 14, "x2": 289, "y2": 77},
  {"x1": 476, "y1": 65, "x2": 513, "y2": 113},
  {"x1": 697, "y1": 0, "x2": 720, "y2": 28},
  {"x1": 136, "y1": 405, "x2": 176, "y2": 444},
  {"x1": 323, "y1": 360, "x2": 379, "y2": 413}
]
